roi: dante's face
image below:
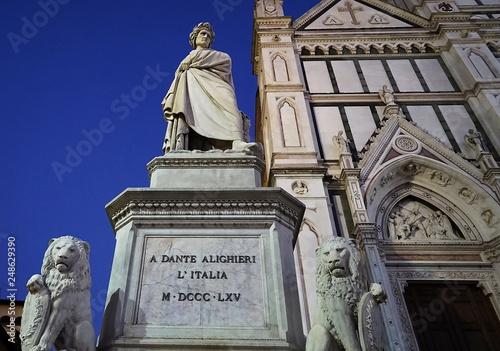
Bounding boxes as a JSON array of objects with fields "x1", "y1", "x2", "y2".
[{"x1": 196, "y1": 29, "x2": 212, "y2": 49}]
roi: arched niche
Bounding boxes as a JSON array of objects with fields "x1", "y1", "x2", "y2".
[
  {"x1": 467, "y1": 48, "x2": 498, "y2": 79},
  {"x1": 271, "y1": 53, "x2": 290, "y2": 82},
  {"x1": 277, "y1": 97, "x2": 302, "y2": 147}
]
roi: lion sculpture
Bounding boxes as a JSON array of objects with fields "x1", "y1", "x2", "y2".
[
  {"x1": 305, "y1": 237, "x2": 387, "y2": 351},
  {"x1": 20, "y1": 236, "x2": 95, "y2": 351}
]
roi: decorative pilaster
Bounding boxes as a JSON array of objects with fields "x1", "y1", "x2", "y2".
[
  {"x1": 338, "y1": 145, "x2": 368, "y2": 226},
  {"x1": 479, "y1": 154, "x2": 500, "y2": 199},
  {"x1": 355, "y1": 223, "x2": 413, "y2": 351}
]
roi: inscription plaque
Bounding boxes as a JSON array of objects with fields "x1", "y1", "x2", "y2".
[{"x1": 137, "y1": 236, "x2": 265, "y2": 327}]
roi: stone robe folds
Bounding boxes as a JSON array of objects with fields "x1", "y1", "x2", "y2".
[{"x1": 162, "y1": 48, "x2": 244, "y2": 152}]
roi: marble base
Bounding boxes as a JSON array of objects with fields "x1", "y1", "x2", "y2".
[
  {"x1": 98, "y1": 180, "x2": 305, "y2": 350},
  {"x1": 147, "y1": 152, "x2": 265, "y2": 188}
]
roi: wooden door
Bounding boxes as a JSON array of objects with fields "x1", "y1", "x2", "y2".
[{"x1": 404, "y1": 281, "x2": 500, "y2": 351}]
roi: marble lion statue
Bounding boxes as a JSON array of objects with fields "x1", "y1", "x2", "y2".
[
  {"x1": 305, "y1": 237, "x2": 387, "y2": 351},
  {"x1": 20, "y1": 236, "x2": 95, "y2": 351}
]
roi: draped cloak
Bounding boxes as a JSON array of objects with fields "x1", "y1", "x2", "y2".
[{"x1": 161, "y1": 48, "x2": 244, "y2": 152}]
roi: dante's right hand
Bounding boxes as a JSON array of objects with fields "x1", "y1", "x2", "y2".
[{"x1": 179, "y1": 62, "x2": 190, "y2": 72}]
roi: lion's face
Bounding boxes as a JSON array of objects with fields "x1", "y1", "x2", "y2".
[
  {"x1": 51, "y1": 238, "x2": 81, "y2": 273},
  {"x1": 319, "y1": 241, "x2": 351, "y2": 278}
]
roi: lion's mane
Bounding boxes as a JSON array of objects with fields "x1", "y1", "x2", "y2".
[
  {"x1": 40, "y1": 236, "x2": 92, "y2": 299},
  {"x1": 315, "y1": 237, "x2": 367, "y2": 318}
]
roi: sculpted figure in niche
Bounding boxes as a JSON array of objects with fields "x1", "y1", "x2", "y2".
[
  {"x1": 161, "y1": 22, "x2": 256, "y2": 153},
  {"x1": 20, "y1": 236, "x2": 95, "y2": 351},
  {"x1": 305, "y1": 237, "x2": 387, "y2": 351},
  {"x1": 464, "y1": 129, "x2": 485, "y2": 157}
]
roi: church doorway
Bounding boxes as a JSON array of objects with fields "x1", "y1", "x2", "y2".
[{"x1": 404, "y1": 281, "x2": 500, "y2": 351}]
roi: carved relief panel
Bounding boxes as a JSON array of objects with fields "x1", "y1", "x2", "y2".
[{"x1": 387, "y1": 197, "x2": 464, "y2": 241}]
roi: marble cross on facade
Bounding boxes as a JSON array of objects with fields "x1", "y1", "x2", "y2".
[{"x1": 338, "y1": 1, "x2": 364, "y2": 25}]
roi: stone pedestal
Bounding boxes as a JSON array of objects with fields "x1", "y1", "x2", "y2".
[{"x1": 98, "y1": 153, "x2": 306, "y2": 351}]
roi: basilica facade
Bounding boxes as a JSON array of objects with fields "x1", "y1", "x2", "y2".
[{"x1": 252, "y1": 0, "x2": 500, "y2": 349}]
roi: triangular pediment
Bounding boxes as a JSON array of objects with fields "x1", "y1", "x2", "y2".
[
  {"x1": 294, "y1": 0, "x2": 428, "y2": 31},
  {"x1": 358, "y1": 115, "x2": 484, "y2": 183}
]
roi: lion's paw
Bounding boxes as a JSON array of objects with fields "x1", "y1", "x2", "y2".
[
  {"x1": 26, "y1": 274, "x2": 45, "y2": 294},
  {"x1": 369, "y1": 283, "x2": 387, "y2": 303}
]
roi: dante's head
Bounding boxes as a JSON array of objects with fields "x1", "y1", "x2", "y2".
[{"x1": 189, "y1": 22, "x2": 215, "y2": 49}]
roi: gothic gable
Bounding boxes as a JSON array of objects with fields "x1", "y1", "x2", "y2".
[
  {"x1": 358, "y1": 115, "x2": 485, "y2": 184},
  {"x1": 358, "y1": 115, "x2": 499, "y2": 241},
  {"x1": 294, "y1": 0, "x2": 428, "y2": 31}
]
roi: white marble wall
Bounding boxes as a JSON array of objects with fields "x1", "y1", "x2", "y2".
[
  {"x1": 331, "y1": 61, "x2": 364, "y2": 92},
  {"x1": 387, "y1": 60, "x2": 424, "y2": 92},
  {"x1": 303, "y1": 58, "x2": 455, "y2": 94},
  {"x1": 359, "y1": 60, "x2": 392, "y2": 92},
  {"x1": 303, "y1": 61, "x2": 334, "y2": 93},
  {"x1": 415, "y1": 59, "x2": 454, "y2": 91},
  {"x1": 345, "y1": 106, "x2": 377, "y2": 151},
  {"x1": 407, "y1": 105, "x2": 451, "y2": 146},
  {"x1": 313, "y1": 106, "x2": 345, "y2": 159},
  {"x1": 439, "y1": 105, "x2": 478, "y2": 158}
]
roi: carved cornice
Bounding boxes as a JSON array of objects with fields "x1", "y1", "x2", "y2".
[
  {"x1": 147, "y1": 154, "x2": 265, "y2": 177},
  {"x1": 270, "y1": 166, "x2": 328, "y2": 177},
  {"x1": 133, "y1": 221, "x2": 272, "y2": 230},
  {"x1": 309, "y1": 92, "x2": 464, "y2": 104},
  {"x1": 380, "y1": 240, "x2": 486, "y2": 251},
  {"x1": 385, "y1": 253, "x2": 482, "y2": 261},
  {"x1": 340, "y1": 168, "x2": 361, "y2": 180},
  {"x1": 264, "y1": 83, "x2": 305, "y2": 93},
  {"x1": 106, "y1": 188, "x2": 305, "y2": 233},
  {"x1": 254, "y1": 17, "x2": 293, "y2": 29},
  {"x1": 354, "y1": 222, "x2": 378, "y2": 249},
  {"x1": 260, "y1": 42, "x2": 295, "y2": 49}
]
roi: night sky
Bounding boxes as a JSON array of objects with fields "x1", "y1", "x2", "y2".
[{"x1": 0, "y1": 0, "x2": 314, "y2": 336}]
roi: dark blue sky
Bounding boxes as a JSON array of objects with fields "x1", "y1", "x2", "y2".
[{"x1": 0, "y1": 0, "x2": 313, "y2": 335}]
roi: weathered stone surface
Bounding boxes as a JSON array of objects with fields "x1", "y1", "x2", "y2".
[
  {"x1": 20, "y1": 236, "x2": 95, "y2": 351},
  {"x1": 138, "y1": 236, "x2": 264, "y2": 327},
  {"x1": 99, "y1": 185, "x2": 305, "y2": 350},
  {"x1": 305, "y1": 237, "x2": 386, "y2": 351},
  {"x1": 147, "y1": 152, "x2": 264, "y2": 189}
]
